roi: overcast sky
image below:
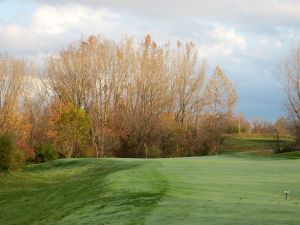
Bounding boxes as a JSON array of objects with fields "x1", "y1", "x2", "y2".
[{"x1": 1, "y1": 0, "x2": 299, "y2": 121}]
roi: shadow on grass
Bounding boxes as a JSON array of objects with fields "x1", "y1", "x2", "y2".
[
  {"x1": 220, "y1": 135, "x2": 295, "y2": 155},
  {"x1": 0, "y1": 158, "x2": 168, "y2": 225},
  {"x1": 222, "y1": 151, "x2": 300, "y2": 161}
]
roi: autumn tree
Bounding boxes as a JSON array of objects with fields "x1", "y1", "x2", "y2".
[
  {"x1": 171, "y1": 41, "x2": 206, "y2": 127},
  {"x1": 44, "y1": 35, "x2": 237, "y2": 157},
  {"x1": 201, "y1": 66, "x2": 237, "y2": 154},
  {"x1": 55, "y1": 104, "x2": 90, "y2": 158},
  {"x1": 204, "y1": 66, "x2": 237, "y2": 124},
  {"x1": 0, "y1": 55, "x2": 25, "y2": 134}
]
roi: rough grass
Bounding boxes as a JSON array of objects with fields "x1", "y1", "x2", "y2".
[
  {"x1": 220, "y1": 134, "x2": 294, "y2": 153},
  {"x1": 1, "y1": 153, "x2": 300, "y2": 225}
]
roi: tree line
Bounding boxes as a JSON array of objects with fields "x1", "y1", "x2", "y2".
[{"x1": 0, "y1": 34, "x2": 238, "y2": 167}]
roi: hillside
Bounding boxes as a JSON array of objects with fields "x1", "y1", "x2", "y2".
[{"x1": 220, "y1": 134, "x2": 294, "y2": 154}]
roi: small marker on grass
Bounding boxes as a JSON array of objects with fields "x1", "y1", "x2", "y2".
[{"x1": 283, "y1": 190, "x2": 290, "y2": 200}]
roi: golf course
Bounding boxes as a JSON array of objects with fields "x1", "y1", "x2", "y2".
[
  {"x1": 1, "y1": 136, "x2": 300, "y2": 225},
  {"x1": 3, "y1": 1, "x2": 300, "y2": 224}
]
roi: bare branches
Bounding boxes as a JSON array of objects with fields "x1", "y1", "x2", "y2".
[
  {"x1": 0, "y1": 34, "x2": 238, "y2": 157},
  {"x1": 0, "y1": 55, "x2": 25, "y2": 134}
]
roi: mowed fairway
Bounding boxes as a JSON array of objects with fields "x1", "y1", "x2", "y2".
[{"x1": 1, "y1": 154, "x2": 300, "y2": 225}]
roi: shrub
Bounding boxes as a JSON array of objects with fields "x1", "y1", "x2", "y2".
[
  {"x1": 226, "y1": 124, "x2": 239, "y2": 134},
  {"x1": 146, "y1": 146, "x2": 162, "y2": 158},
  {"x1": 194, "y1": 127, "x2": 223, "y2": 155},
  {"x1": 0, "y1": 134, "x2": 25, "y2": 171},
  {"x1": 34, "y1": 143, "x2": 58, "y2": 162},
  {"x1": 17, "y1": 142, "x2": 36, "y2": 162},
  {"x1": 275, "y1": 144, "x2": 299, "y2": 154}
]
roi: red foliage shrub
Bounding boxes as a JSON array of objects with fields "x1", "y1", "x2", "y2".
[{"x1": 17, "y1": 142, "x2": 36, "y2": 161}]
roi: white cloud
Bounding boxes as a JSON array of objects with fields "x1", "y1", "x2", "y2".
[
  {"x1": 210, "y1": 25, "x2": 247, "y2": 50},
  {"x1": 275, "y1": 40, "x2": 282, "y2": 49},
  {"x1": 0, "y1": 4, "x2": 128, "y2": 56},
  {"x1": 0, "y1": 24, "x2": 35, "y2": 53},
  {"x1": 33, "y1": 4, "x2": 121, "y2": 35},
  {"x1": 0, "y1": 3, "x2": 250, "y2": 61}
]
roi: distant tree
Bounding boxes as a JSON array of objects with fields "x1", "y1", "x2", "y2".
[
  {"x1": 227, "y1": 113, "x2": 250, "y2": 134},
  {"x1": 251, "y1": 117, "x2": 273, "y2": 134},
  {"x1": 274, "y1": 117, "x2": 291, "y2": 136}
]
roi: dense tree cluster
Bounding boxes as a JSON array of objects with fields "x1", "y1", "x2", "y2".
[{"x1": 0, "y1": 35, "x2": 237, "y2": 162}]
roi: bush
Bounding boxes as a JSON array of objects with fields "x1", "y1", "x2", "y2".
[
  {"x1": 17, "y1": 142, "x2": 36, "y2": 162},
  {"x1": 226, "y1": 124, "x2": 239, "y2": 134},
  {"x1": 0, "y1": 134, "x2": 25, "y2": 171},
  {"x1": 194, "y1": 127, "x2": 223, "y2": 155},
  {"x1": 146, "y1": 146, "x2": 162, "y2": 158},
  {"x1": 34, "y1": 143, "x2": 58, "y2": 162},
  {"x1": 275, "y1": 144, "x2": 299, "y2": 154}
]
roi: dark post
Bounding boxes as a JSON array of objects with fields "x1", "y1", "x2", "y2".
[
  {"x1": 284, "y1": 190, "x2": 290, "y2": 200},
  {"x1": 274, "y1": 128, "x2": 280, "y2": 152}
]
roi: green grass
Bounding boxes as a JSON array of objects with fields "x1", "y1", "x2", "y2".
[
  {"x1": 220, "y1": 134, "x2": 294, "y2": 153},
  {"x1": 1, "y1": 154, "x2": 300, "y2": 225}
]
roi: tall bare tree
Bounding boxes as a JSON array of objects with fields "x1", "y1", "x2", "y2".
[{"x1": 276, "y1": 44, "x2": 300, "y2": 144}]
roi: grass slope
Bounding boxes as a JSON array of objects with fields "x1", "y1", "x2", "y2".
[
  {"x1": 220, "y1": 134, "x2": 294, "y2": 153},
  {"x1": 1, "y1": 154, "x2": 300, "y2": 225}
]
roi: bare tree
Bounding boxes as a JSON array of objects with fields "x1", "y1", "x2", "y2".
[
  {"x1": 204, "y1": 66, "x2": 237, "y2": 128},
  {"x1": 171, "y1": 41, "x2": 206, "y2": 128},
  {"x1": 201, "y1": 66, "x2": 237, "y2": 154},
  {"x1": 276, "y1": 44, "x2": 300, "y2": 144}
]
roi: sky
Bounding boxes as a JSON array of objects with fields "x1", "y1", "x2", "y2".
[{"x1": 0, "y1": 0, "x2": 299, "y2": 121}]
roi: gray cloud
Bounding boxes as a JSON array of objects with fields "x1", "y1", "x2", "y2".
[{"x1": 26, "y1": 0, "x2": 300, "y2": 28}]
